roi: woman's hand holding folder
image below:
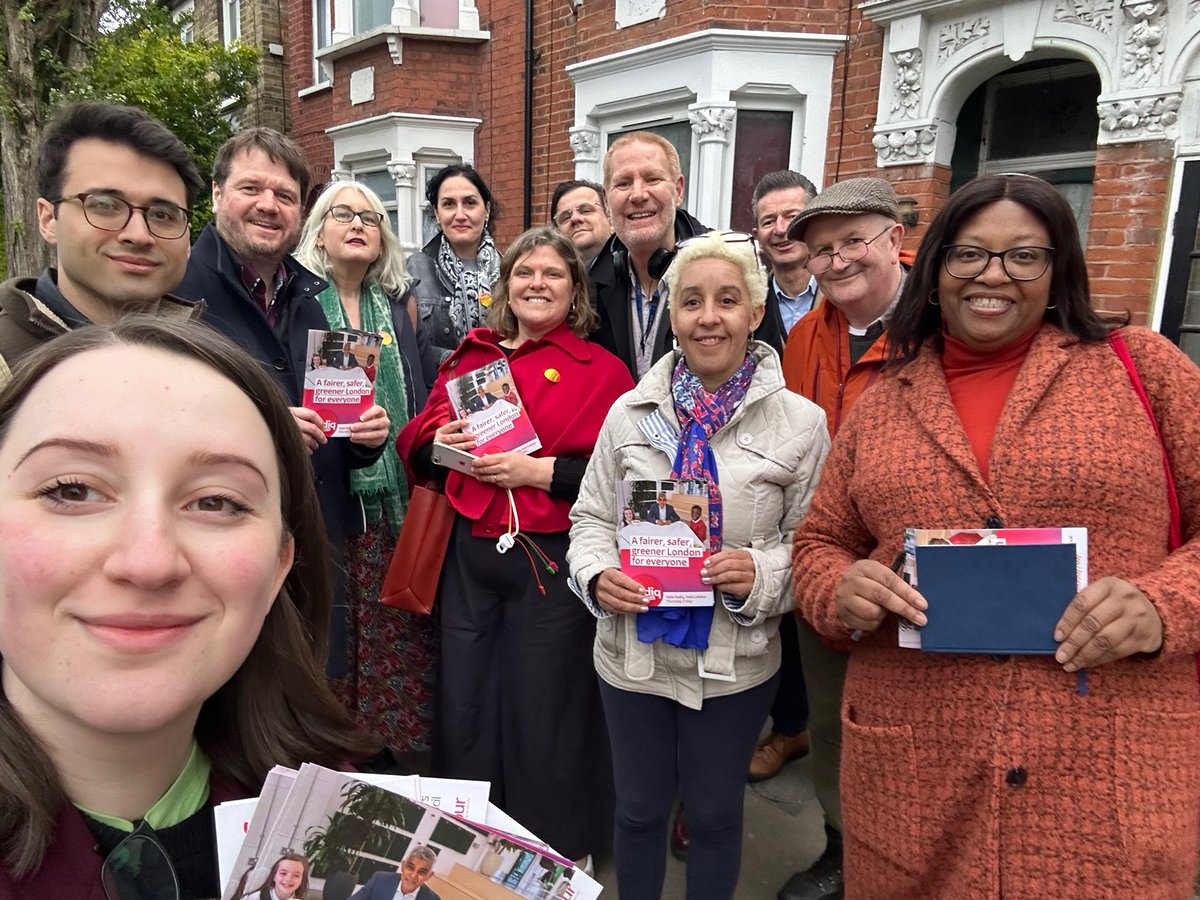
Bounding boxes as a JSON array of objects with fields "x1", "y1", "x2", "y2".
[
  {"x1": 1053, "y1": 576, "x2": 1163, "y2": 672},
  {"x1": 836, "y1": 558, "x2": 928, "y2": 634}
]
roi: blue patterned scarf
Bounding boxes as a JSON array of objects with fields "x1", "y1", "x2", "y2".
[{"x1": 637, "y1": 352, "x2": 757, "y2": 649}]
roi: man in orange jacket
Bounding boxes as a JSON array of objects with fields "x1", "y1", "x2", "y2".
[{"x1": 778, "y1": 177, "x2": 913, "y2": 900}]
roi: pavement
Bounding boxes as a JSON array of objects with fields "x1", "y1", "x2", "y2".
[{"x1": 591, "y1": 750, "x2": 828, "y2": 898}]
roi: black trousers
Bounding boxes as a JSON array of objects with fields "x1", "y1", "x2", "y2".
[
  {"x1": 768, "y1": 612, "x2": 809, "y2": 735},
  {"x1": 600, "y1": 673, "x2": 778, "y2": 900},
  {"x1": 435, "y1": 516, "x2": 613, "y2": 859}
]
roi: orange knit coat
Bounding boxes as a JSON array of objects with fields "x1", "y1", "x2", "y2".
[{"x1": 793, "y1": 325, "x2": 1200, "y2": 899}]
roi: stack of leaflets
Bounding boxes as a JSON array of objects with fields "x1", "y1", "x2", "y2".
[
  {"x1": 616, "y1": 479, "x2": 712, "y2": 609},
  {"x1": 302, "y1": 328, "x2": 382, "y2": 437},
  {"x1": 217, "y1": 765, "x2": 602, "y2": 899},
  {"x1": 447, "y1": 359, "x2": 541, "y2": 455},
  {"x1": 900, "y1": 527, "x2": 1088, "y2": 654}
]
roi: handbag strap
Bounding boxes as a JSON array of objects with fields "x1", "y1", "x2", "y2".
[{"x1": 1107, "y1": 330, "x2": 1182, "y2": 551}]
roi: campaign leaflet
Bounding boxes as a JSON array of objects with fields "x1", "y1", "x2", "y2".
[
  {"x1": 618, "y1": 479, "x2": 712, "y2": 608},
  {"x1": 219, "y1": 765, "x2": 601, "y2": 900},
  {"x1": 302, "y1": 328, "x2": 382, "y2": 437},
  {"x1": 899, "y1": 527, "x2": 1088, "y2": 651},
  {"x1": 446, "y1": 358, "x2": 541, "y2": 455}
]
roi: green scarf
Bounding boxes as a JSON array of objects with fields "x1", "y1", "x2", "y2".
[{"x1": 316, "y1": 279, "x2": 409, "y2": 536}]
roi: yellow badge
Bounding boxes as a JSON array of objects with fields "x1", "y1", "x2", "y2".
[
  {"x1": 479, "y1": 291, "x2": 492, "y2": 308},
  {"x1": 544, "y1": 368, "x2": 561, "y2": 383},
  {"x1": 380, "y1": 330, "x2": 393, "y2": 346}
]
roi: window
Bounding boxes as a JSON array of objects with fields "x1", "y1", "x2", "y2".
[
  {"x1": 420, "y1": 0, "x2": 459, "y2": 28},
  {"x1": 950, "y1": 61, "x2": 1099, "y2": 238},
  {"x1": 175, "y1": 0, "x2": 196, "y2": 43},
  {"x1": 1161, "y1": 160, "x2": 1200, "y2": 363},
  {"x1": 223, "y1": 0, "x2": 240, "y2": 44},
  {"x1": 313, "y1": 0, "x2": 332, "y2": 83},
  {"x1": 354, "y1": 0, "x2": 390, "y2": 32},
  {"x1": 607, "y1": 122, "x2": 693, "y2": 210},
  {"x1": 354, "y1": 169, "x2": 399, "y2": 233},
  {"x1": 729, "y1": 110, "x2": 793, "y2": 233}
]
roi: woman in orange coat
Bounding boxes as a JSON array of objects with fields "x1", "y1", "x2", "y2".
[{"x1": 793, "y1": 174, "x2": 1200, "y2": 899}]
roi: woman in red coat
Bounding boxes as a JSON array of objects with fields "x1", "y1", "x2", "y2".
[
  {"x1": 793, "y1": 174, "x2": 1200, "y2": 899},
  {"x1": 398, "y1": 226, "x2": 634, "y2": 868}
]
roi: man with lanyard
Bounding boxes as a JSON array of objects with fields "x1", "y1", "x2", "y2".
[
  {"x1": 177, "y1": 128, "x2": 389, "y2": 678},
  {"x1": 588, "y1": 131, "x2": 708, "y2": 379},
  {"x1": 779, "y1": 177, "x2": 914, "y2": 900}
]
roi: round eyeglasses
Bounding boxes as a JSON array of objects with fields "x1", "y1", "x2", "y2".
[
  {"x1": 100, "y1": 821, "x2": 180, "y2": 900},
  {"x1": 942, "y1": 245, "x2": 1054, "y2": 282},
  {"x1": 328, "y1": 205, "x2": 383, "y2": 227},
  {"x1": 806, "y1": 224, "x2": 895, "y2": 275},
  {"x1": 50, "y1": 192, "x2": 192, "y2": 240}
]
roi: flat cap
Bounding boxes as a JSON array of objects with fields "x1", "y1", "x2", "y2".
[{"x1": 786, "y1": 177, "x2": 900, "y2": 242}]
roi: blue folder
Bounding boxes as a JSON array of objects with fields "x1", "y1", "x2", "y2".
[{"x1": 915, "y1": 543, "x2": 1078, "y2": 654}]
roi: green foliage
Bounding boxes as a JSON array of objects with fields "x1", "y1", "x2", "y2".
[
  {"x1": 302, "y1": 781, "x2": 425, "y2": 878},
  {"x1": 58, "y1": 0, "x2": 260, "y2": 236}
]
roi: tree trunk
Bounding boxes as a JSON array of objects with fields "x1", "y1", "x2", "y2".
[{"x1": 0, "y1": 0, "x2": 110, "y2": 278}]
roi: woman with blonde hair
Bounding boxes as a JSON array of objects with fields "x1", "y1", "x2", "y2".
[{"x1": 296, "y1": 181, "x2": 439, "y2": 760}]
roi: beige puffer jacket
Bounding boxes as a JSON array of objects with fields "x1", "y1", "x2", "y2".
[{"x1": 567, "y1": 343, "x2": 829, "y2": 709}]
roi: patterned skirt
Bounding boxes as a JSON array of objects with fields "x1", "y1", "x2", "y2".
[{"x1": 331, "y1": 513, "x2": 439, "y2": 753}]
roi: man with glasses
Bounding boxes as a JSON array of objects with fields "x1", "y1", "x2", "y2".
[
  {"x1": 778, "y1": 177, "x2": 914, "y2": 900},
  {"x1": 0, "y1": 101, "x2": 204, "y2": 383},
  {"x1": 550, "y1": 179, "x2": 612, "y2": 266}
]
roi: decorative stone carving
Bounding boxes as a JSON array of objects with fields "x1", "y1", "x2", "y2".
[
  {"x1": 568, "y1": 126, "x2": 601, "y2": 164},
  {"x1": 1054, "y1": 0, "x2": 1118, "y2": 31},
  {"x1": 387, "y1": 161, "x2": 417, "y2": 186},
  {"x1": 688, "y1": 106, "x2": 736, "y2": 142},
  {"x1": 615, "y1": 0, "x2": 666, "y2": 29},
  {"x1": 1098, "y1": 92, "x2": 1182, "y2": 138},
  {"x1": 349, "y1": 67, "x2": 375, "y2": 105},
  {"x1": 872, "y1": 126, "x2": 937, "y2": 164},
  {"x1": 330, "y1": 169, "x2": 353, "y2": 182},
  {"x1": 1191, "y1": 0, "x2": 1200, "y2": 18},
  {"x1": 1120, "y1": 1, "x2": 1166, "y2": 87},
  {"x1": 891, "y1": 49, "x2": 923, "y2": 118},
  {"x1": 938, "y1": 17, "x2": 991, "y2": 61}
]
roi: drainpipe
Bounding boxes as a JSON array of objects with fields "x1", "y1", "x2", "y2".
[{"x1": 523, "y1": 0, "x2": 534, "y2": 229}]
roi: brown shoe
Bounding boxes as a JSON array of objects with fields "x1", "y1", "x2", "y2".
[{"x1": 749, "y1": 730, "x2": 809, "y2": 781}]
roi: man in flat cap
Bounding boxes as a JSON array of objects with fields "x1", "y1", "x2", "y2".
[{"x1": 778, "y1": 176, "x2": 914, "y2": 900}]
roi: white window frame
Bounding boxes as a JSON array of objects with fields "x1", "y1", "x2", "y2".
[
  {"x1": 566, "y1": 29, "x2": 844, "y2": 228},
  {"x1": 312, "y1": 0, "x2": 333, "y2": 84},
  {"x1": 222, "y1": 0, "x2": 241, "y2": 45}
]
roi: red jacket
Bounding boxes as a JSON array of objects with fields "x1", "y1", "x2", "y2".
[
  {"x1": 780, "y1": 250, "x2": 914, "y2": 436},
  {"x1": 397, "y1": 323, "x2": 633, "y2": 538}
]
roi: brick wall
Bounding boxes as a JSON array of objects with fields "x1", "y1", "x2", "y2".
[{"x1": 282, "y1": 0, "x2": 1171, "y2": 321}]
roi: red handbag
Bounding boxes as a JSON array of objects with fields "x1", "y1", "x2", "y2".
[{"x1": 379, "y1": 483, "x2": 456, "y2": 614}]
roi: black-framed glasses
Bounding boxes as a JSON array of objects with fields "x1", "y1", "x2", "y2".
[
  {"x1": 50, "y1": 192, "x2": 192, "y2": 240},
  {"x1": 328, "y1": 204, "x2": 383, "y2": 227},
  {"x1": 100, "y1": 821, "x2": 180, "y2": 900},
  {"x1": 553, "y1": 202, "x2": 601, "y2": 226},
  {"x1": 806, "y1": 224, "x2": 895, "y2": 275},
  {"x1": 942, "y1": 244, "x2": 1054, "y2": 281}
]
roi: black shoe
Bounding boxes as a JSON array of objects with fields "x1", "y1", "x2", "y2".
[{"x1": 777, "y1": 828, "x2": 843, "y2": 900}]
